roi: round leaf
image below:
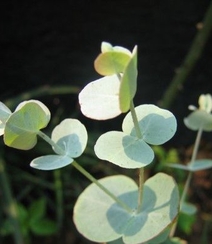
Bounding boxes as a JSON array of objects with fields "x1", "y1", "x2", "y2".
[
  {"x1": 74, "y1": 173, "x2": 179, "y2": 244},
  {"x1": 188, "y1": 159, "x2": 212, "y2": 171},
  {"x1": 4, "y1": 100, "x2": 50, "y2": 150},
  {"x1": 184, "y1": 110, "x2": 212, "y2": 131},
  {"x1": 123, "y1": 105, "x2": 177, "y2": 145},
  {"x1": 78, "y1": 75, "x2": 122, "y2": 120},
  {"x1": 94, "y1": 52, "x2": 131, "y2": 76},
  {"x1": 51, "y1": 119, "x2": 88, "y2": 158},
  {"x1": 94, "y1": 131, "x2": 154, "y2": 169},
  {"x1": 30, "y1": 155, "x2": 73, "y2": 170}
]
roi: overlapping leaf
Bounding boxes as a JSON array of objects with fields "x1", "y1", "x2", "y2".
[
  {"x1": 74, "y1": 173, "x2": 179, "y2": 244},
  {"x1": 4, "y1": 100, "x2": 50, "y2": 150},
  {"x1": 95, "y1": 105, "x2": 177, "y2": 168},
  {"x1": 31, "y1": 119, "x2": 88, "y2": 170}
]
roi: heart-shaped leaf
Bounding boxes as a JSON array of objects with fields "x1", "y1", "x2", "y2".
[
  {"x1": 184, "y1": 110, "x2": 212, "y2": 131},
  {"x1": 51, "y1": 119, "x2": 88, "y2": 158},
  {"x1": 4, "y1": 100, "x2": 50, "y2": 150},
  {"x1": 30, "y1": 155, "x2": 73, "y2": 170},
  {"x1": 78, "y1": 75, "x2": 122, "y2": 120},
  {"x1": 123, "y1": 105, "x2": 177, "y2": 145},
  {"x1": 0, "y1": 102, "x2": 12, "y2": 136},
  {"x1": 94, "y1": 131, "x2": 154, "y2": 168},
  {"x1": 74, "y1": 173, "x2": 179, "y2": 244},
  {"x1": 119, "y1": 46, "x2": 137, "y2": 112}
]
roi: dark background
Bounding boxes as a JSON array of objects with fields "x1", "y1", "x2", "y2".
[
  {"x1": 1, "y1": 1, "x2": 212, "y2": 243},
  {"x1": 1, "y1": 0, "x2": 212, "y2": 146}
]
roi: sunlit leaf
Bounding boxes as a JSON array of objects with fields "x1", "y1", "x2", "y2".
[
  {"x1": 95, "y1": 43, "x2": 131, "y2": 76},
  {"x1": 4, "y1": 100, "x2": 50, "y2": 150},
  {"x1": 51, "y1": 119, "x2": 88, "y2": 157},
  {"x1": 123, "y1": 105, "x2": 177, "y2": 145},
  {"x1": 94, "y1": 131, "x2": 154, "y2": 168},
  {"x1": 79, "y1": 75, "x2": 122, "y2": 120},
  {"x1": 0, "y1": 102, "x2": 12, "y2": 136},
  {"x1": 30, "y1": 155, "x2": 73, "y2": 170},
  {"x1": 74, "y1": 173, "x2": 179, "y2": 244},
  {"x1": 119, "y1": 46, "x2": 137, "y2": 112}
]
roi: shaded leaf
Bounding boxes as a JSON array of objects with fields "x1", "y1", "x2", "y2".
[
  {"x1": 30, "y1": 155, "x2": 73, "y2": 170},
  {"x1": 94, "y1": 131, "x2": 154, "y2": 169},
  {"x1": 184, "y1": 110, "x2": 212, "y2": 131},
  {"x1": 123, "y1": 105, "x2": 177, "y2": 145},
  {"x1": 74, "y1": 173, "x2": 179, "y2": 244},
  {"x1": 51, "y1": 118, "x2": 88, "y2": 157}
]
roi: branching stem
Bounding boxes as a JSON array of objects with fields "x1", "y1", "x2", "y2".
[{"x1": 37, "y1": 131, "x2": 132, "y2": 213}]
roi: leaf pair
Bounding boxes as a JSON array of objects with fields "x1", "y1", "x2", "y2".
[
  {"x1": 0, "y1": 100, "x2": 50, "y2": 150},
  {"x1": 79, "y1": 42, "x2": 137, "y2": 120},
  {"x1": 0, "y1": 100, "x2": 88, "y2": 170},
  {"x1": 74, "y1": 173, "x2": 179, "y2": 244},
  {"x1": 94, "y1": 105, "x2": 177, "y2": 169},
  {"x1": 31, "y1": 119, "x2": 88, "y2": 170}
]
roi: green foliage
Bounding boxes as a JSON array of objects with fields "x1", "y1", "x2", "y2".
[
  {"x1": 0, "y1": 198, "x2": 57, "y2": 238},
  {"x1": 0, "y1": 42, "x2": 212, "y2": 243}
]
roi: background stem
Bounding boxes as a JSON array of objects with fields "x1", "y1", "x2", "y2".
[
  {"x1": 160, "y1": 0, "x2": 212, "y2": 109},
  {"x1": 0, "y1": 156, "x2": 24, "y2": 244}
]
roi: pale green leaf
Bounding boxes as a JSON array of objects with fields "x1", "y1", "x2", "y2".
[
  {"x1": 119, "y1": 46, "x2": 137, "y2": 112},
  {"x1": 184, "y1": 110, "x2": 212, "y2": 131},
  {"x1": 51, "y1": 119, "x2": 88, "y2": 157},
  {"x1": 188, "y1": 159, "x2": 212, "y2": 171},
  {"x1": 94, "y1": 131, "x2": 154, "y2": 169},
  {"x1": 0, "y1": 102, "x2": 12, "y2": 136},
  {"x1": 123, "y1": 105, "x2": 177, "y2": 145},
  {"x1": 4, "y1": 100, "x2": 50, "y2": 150},
  {"x1": 30, "y1": 155, "x2": 73, "y2": 170},
  {"x1": 94, "y1": 52, "x2": 131, "y2": 76},
  {"x1": 79, "y1": 75, "x2": 122, "y2": 120},
  {"x1": 168, "y1": 159, "x2": 212, "y2": 172},
  {"x1": 74, "y1": 173, "x2": 179, "y2": 244}
]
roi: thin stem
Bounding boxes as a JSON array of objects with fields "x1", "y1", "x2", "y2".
[
  {"x1": 130, "y1": 101, "x2": 142, "y2": 139},
  {"x1": 0, "y1": 157, "x2": 24, "y2": 244},
  {"x1": 180, "y1": 127, "x2": 203, "y2": 207},
  {"x1": 160, "y1": 0, "x2": 212, "y2": 108},
  {"x1": 72, "y1": 161, "x2": 132, "y2": 212},
  {"x1": 53, "y1": 169, "x2": 63, "y2": 232},
  {"x1": 37, "y1": 131, "x2": 132, "y2": 213},
  {"x1": 129, "y1": 101, "x2": 144, "y2": 211},
  {"x1": 171, "y1": 127, "x2": 203, "y2": 237}
]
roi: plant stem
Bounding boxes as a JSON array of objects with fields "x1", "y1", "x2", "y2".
[
  {"x1": 0, "y1": 157, "x2": 24, "y2": 244},
  {"x1": 37, "y1": 131, "x2": 132, "y2": 213},
  {"x1": 130, "y1": 101, "x2": 142, "y2": 139},
  {"x1": 160, "y1": 0, "x2": 212, "y2": 109},
  {"x1": 72, "y1": 161, "x2": 132, "y2": 212},
  {"x1": 129, "y1": 101, "x2": 144, "y2": 211},
  {"x1": 180, "y1": 127, "x2": 203, "y2": 207},
  {"x1": 4, "y1": 85, "x2": 80, "y2": 109},
  {"x1": 53, "y1": 169, "x2": 64, "y2": 232}
]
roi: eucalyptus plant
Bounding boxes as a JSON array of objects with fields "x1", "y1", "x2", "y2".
[{"x1": 1, "y1": 42, "x2": 210, "y2": 243}]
